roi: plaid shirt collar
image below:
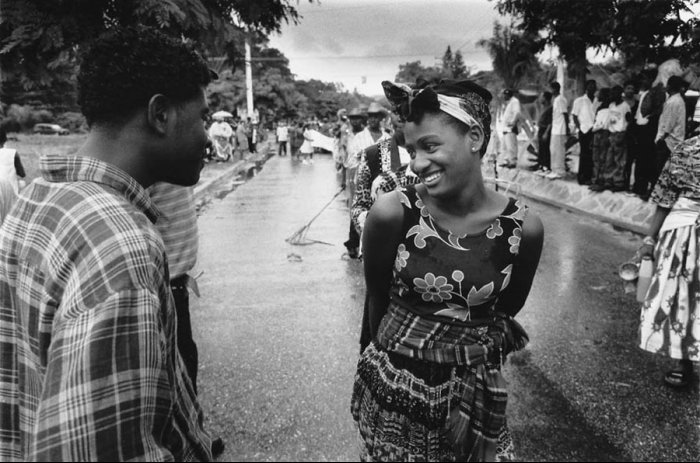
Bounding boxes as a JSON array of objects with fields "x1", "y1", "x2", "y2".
[{"x1": 40, "y1": 155, "x2": 161, "y2": 223}]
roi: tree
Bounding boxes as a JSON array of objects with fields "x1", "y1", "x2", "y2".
[
  {"x1": 493, "y1": 0, "x2": 700, "y2": 92},
  {"x1": 395, "y1": 60, "x2": 444, "y2": 84},
  {"x1": 0, "y1": 0, "x2": 313, "y2": 105},
  {"x1": 477, "y1": 21, "x2": 540, "y2": 90},
  {"x1": 442, "y1": 46, "x2": 453, "y2": 75},
  {"x1": 494, "y1": 0, "x2": 614, "y2": 93},
  {"x1": 451, "y1": 50, "x2": 469, "y2": 79}
]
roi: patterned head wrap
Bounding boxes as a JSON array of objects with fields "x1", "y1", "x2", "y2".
[{"x1": 382, "y1": 79, "x2": 492, "y2": 153}]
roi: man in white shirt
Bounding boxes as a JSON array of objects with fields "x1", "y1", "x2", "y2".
[
  {"x1": 605, "y1": 85, "x2": 632, "y2": 191},
  {"x1": 344, "y1": 104, "x2": 388, "y2": 258},
  {"x1": 571, "y1": 80, "x2": 597, "y2": 185},
  {"x1": 548, "y1": 81, "x2": 569, "y2": 179},
  {"x1": 650, "y1": 75, "x2": 687, "y2": 192},
  {"x1": 498, "y1": 89, "x2": 520, "y2": 168},
  {"x1": 275, "y1": 120, "x2": 289, "y2": 156}
]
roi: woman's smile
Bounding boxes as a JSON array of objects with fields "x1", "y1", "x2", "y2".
[{"x1": 421, "y1": 169, "x2": 444, "y2": 186}]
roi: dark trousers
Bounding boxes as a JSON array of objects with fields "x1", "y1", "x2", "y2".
[
  {"x1": 577, "y1": 130, "x2": 594, "y2": 184},
  {"x1": 631, "y1": 125, "x2": 657, "y2": 196},
  {"x1": 277, "y1": 141, "x2": 288, "y2": 156},
  {"x1": 537, "y1": 130, "x2": 550, "y2": 169},
  {"x1": 649, "y1": 140, "x2": 671, "y2": 194},
  {"x1": 344, "y1": 220, "x2": 360, "y2": 252},
  {"x1": 171, "y1": 275, "x2": 198, "y2": 394}
]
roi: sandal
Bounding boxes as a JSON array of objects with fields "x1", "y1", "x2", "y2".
[{"x1": 664, "y1": 369, "x2": 690, "y2": 388}]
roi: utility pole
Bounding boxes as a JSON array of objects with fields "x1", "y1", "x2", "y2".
[{"x1": 244, "y1": 31, "x2": 255, "y2": 122}]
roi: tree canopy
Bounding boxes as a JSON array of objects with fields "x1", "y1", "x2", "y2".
[
  {"x1": 477, "y1": 21, "x2": 540, "y2": 90},
  {"x1": 395, "y1": 46, "x2": 469, "y2": 84},
  {"x1": 493, "y1": 0, "x2": 700, "y2": 91},
  {"x1": 0, "y1": 0, "x2": 311, "y2": 105}
]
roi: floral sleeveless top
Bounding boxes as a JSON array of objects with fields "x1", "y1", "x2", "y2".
[{"x1": 391, "y1": 185, "x2": 528, "y2": 323}]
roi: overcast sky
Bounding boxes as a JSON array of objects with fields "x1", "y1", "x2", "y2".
[{"x1": 268, "y1": 0, "x2": 510, "y2": 97}]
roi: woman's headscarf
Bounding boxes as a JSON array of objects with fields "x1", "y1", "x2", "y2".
[{"x1": 382, "y1": 79, "x2": 492, "y2": 153}]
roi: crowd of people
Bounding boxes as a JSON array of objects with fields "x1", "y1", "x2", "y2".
[
  {"x1": 0, "y1": 23, "x2": 697, "y2": 463},
  {"x1": 493, "y1": 61, "x2": 699, "y2": 202}
]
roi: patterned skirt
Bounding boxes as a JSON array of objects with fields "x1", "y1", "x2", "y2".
[
  {"x1": 351, "y1": 342, "x2": 515, "y2": 462},
  {"x1": 639, "y1": 220, "x2": 700, "y2": 361}
]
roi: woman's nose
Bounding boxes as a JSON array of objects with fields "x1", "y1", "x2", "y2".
[{"x1": 410, "y1": 151, "x2": 430, "y2": 174}]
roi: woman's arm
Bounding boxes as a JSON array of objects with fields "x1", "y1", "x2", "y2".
[
  {"x1": 494, "y1": 211, "x2": 544, "y2": 317},
  {"x1": 363, "y1": 191, "x2": 405, "y2": 338}
]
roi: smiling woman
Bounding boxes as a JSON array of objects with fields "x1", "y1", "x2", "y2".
[{"x1": 351, "y1": 79, "x2": 544, "y2": 461}]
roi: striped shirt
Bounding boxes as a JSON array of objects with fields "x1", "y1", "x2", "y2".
[
  {"x1": 0, "y1": 155, "x2": 212, "y2": 461},
  {"x1": 148, "y1": 183, "x2": 199, "y2": 279}
]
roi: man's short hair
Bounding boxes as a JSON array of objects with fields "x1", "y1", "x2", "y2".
[
  {"x1": 667, "y1": 75, "x2": 686, "y2": 93},
  {"x1": 550, "y1": 81, "x2": 561, "y2": 92},
  {"x1": 78, "y1": 26, "x2": 212, "y2": 127}
]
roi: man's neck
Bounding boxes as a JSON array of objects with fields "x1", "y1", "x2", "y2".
[{"x1": 74, "y1": 125, "x2": 153, "y2": 188}]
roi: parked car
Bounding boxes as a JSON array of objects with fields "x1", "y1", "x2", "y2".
[{"x1": 32, "y1": 123, "x2": 70, "y2": 135}]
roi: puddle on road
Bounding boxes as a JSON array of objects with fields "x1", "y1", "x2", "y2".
[{"x1": 195, "y1": 164, "x2": 265, "y2": 217}]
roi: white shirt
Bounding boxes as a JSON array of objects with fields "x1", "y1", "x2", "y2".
[
  {"x1": 592, "y1": 108, "x2": 610, "y2": 132},
  {"x1": 502, "y1": 97, "x2": 521, "y2": 131},
  {"x1": 276, "y1": 126, "x2": 288, "y2": 142},
  {"x1": 571, "y1": 95, "x2": 596, "y2": 134},
  {"x1": 551, "y1": 94, "x2": 569, "y2": 135},
  {"x1": 635, "y1": 90, "x2": 650, "y2": 126},
  {"x1": 608, "y1": 101, "x2": 631, "y2": 133},
  {"x1": 346, "y1": 128, "x2": 387, "y2": 169},
  {"x1": 0, "y1": 148, "x2": 19, "y2": 193},
  {"x1": 208, "y1": 121, "x2": 233, "y2": 138}
]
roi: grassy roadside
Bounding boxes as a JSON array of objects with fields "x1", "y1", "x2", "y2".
[{"x1": 6, "y1": 133, "x2": 86, "y2": 183}]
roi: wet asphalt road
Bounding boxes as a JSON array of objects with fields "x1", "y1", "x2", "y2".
[{"x1": 191, "y1": 154, "x2": 699, "y2": 462}]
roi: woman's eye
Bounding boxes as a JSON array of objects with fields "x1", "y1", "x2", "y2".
[{"x1": 425, "y1": 144, "x2": 438, "y2": 152}]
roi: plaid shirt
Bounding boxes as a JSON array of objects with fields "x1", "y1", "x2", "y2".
[{"x1": 0, "y1": 156, "x2": 212, "y2": 461}]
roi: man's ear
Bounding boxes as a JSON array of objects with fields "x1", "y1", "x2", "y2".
[{"x1": 147, "y1": 94, "x2": 170, "y2": 136}]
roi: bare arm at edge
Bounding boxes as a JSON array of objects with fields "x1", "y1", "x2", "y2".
[
  {"x1": 363, "y1": 190, "x2": 405, "y2": 339},
  {"x1": 494, "y1": 211, "x2": 544, "y2": 317}
]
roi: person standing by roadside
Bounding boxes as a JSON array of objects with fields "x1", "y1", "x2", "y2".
[
  {"x1": 0, "y1": 129, "x2": 26, "y2": 193},
  {"x1": 571, "y1": 80, "x2": 598, "y2": 185},
  {"x1": 0, "y1": 26, "x2": 213, "y2": 461},
  {"x1": 548, "y1": 81, "x2": 569, "y2": 179},
  {"x1": 637, "y1": 134, "x2": 700, "y2": 389},
  {"x1": 276, "y1": 120, "x2": 289, "y2": 156},
  {"x1": 300, "y1": 122, "x2": 315, "y2": 165},
  {"x1": 652, "y1": 75, "x2": 687, "y2": 191},
  {"x1": 604, "y1": 85, "x2": 632, "y2": 192},
  {"x1": 632, "y1": 75, "x2": 657, "y2": 199},
  {"x1": 344, "y1": 104, "x2": 387, "y2": 258},
  {"x1": 208, "y1": 115, "x2": 234, "y2": 161},
  {"x1": 0, "y1": 176, "x2": 16, "y2": 225},
  {"x1": 146, "y1": 183, "x2": 226, "y2": 457},
  {"x1": 589, "y1": 88, "x2": 612, "y2": 192},
  {"x1": 534, "y1": 91, "x2": 553, "y2": 175},
  {"x1": 498, "y1": 88, "x2": 521, "y2": 168},
  {"x1": 235, "y1": 118, "x2": 249, "y2": 159},
  {"x1": 622, "y1": 81, "x2": 639, "y2": 193}
]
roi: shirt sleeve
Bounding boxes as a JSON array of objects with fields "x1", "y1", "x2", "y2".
[{"x1": 31, "y1": 285, "x2": 188, "y2": 461}]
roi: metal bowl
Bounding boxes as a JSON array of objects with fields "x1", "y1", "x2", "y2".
[{"x1": 619, "y1": 262, "x2": 639, "y2": 281}]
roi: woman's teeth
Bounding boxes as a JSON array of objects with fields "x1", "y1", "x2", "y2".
[{"x1": 422, "y1": 171, "x2": 443, "y2": 183}]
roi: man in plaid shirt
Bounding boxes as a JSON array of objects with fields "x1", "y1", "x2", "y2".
[{"x1": 0, "y1": 27, "x2": 214, "y2": 461}]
